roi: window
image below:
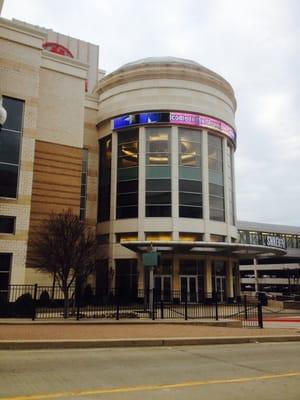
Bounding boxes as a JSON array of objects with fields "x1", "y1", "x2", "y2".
[
  {"x1": 116, "y1": 130, "x2": 139, "y2": 219},
  {"x1": 97, "y1": 234, "x2": 109, "y2": 245},
  {"x1": 115, "y1": 232, "x2": 138, "y2": 242},
  {"x1": 145, "y1": 232, "x2": 172, "y2": 241},
  {"x1": 0, "y1": 97, "x2": 24, "y2": 198},
  {"x1": 208, "y1": 134, "x2": 224, "y2": 221},
  {"x1": 115, "y1": 259, "x2": 138, "y2": 299},
  {"x1": 178, "y1": 128, "x2": 202, "y2": 219},
  {"x1": 210, "y1": 234, "x2": 225, "y2": 242},
  {"x1": 146, "y1": 128, "x2": 171, "y2": 217},
  {"x1": 0, "y1": 253, "x2": 11, "y2": 292},
  {"x1": 0, "y1": 216, "x2": 16, "y2": 234},
  {"x1": 98, "y1": 135, "x2": 112, "y2": 222},
  {"x1": 179, "y1": 233, "x2": 203, "y2": 241}
]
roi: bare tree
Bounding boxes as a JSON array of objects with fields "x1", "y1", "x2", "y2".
[{"x1": 31, "y1": 210, "x2": 97, "y2": 318}]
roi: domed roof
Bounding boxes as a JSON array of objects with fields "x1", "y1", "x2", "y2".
[{"x1": 114, "y1": 56, "x2": 213, "y2": 74}]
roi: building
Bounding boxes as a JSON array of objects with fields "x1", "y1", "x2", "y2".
[
  {"x1": 0, "y1": 13, "x2": 292, "y2": 303},
  {"x1": 238, "y1": 221, "x2": 300, "y2": 296}
]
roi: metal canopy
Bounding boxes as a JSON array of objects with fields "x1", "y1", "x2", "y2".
[{"x1": 120, "y1": 240, "x2": 286, "y2": 259}]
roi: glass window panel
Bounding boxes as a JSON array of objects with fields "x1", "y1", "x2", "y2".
[
  {"x1": 117, "y1": 193, "x2": 138, "y2": 207},
  {"x1": 179, "y1": 154, "x2": 200, "y2": 167},
  {"x1": 118, "y1": 155, "x2": 138, "y2": 168},
  {"x1": 179, "y1": 206, "x2": 202, "y2": 218},
  {"x1": 179, "y1": 192, "x2": 202, "y2": 206},
  {"x1": 0, "y1": 164, "x2": 18, "y2": 198},
  {"x1": 146, "y1": 206, "x2": 171, "y2": 217},
  {"x1": 117, "y1": 180, "x2": 138, "y2": 194},
  {"x1": 146, "y1": 192, "x2": 171, "y2": 205},
  {"x1": 179, "y1": 180, "x2": 202, "y2": 193},
  {"x1": 117, "y1": 206, "x2": 138, "y2": 219},
  {"x1": 118, "y1": 142, "x2": 138, "y2": 157},
  {"x1": 209, "y1": 183, "x2": 224, "y2": 196},
  {"x1": 179, "y1": 140, "x2": 201, "y2": 154},
  {"x1": 208, "y1": 134, "x2": 222, "y2": 148},
  {"x1": 145, "y1": 232, "x2": 172, "y2": 241},
  {"x1": 0, "y1": 217, "x2": 15, "y2": 234},
  {"x1": 179, "y1": 233, "x2": 203, "y2": 241},
  {"x1": 3, "y1": 97, "x2": 24, "y2": 132},
  {"x1": 179, "y1": 166, "x2": 201, "y2": 180},
  {"x1": 146, "y1": 166, "x2": 171, "y2": 178},
  {"x1": 0, "y1": 253, "x2": 12, "y2": 269},
  {"x1": 208, "y1": 171, "x2": 223, "y2": 185},
  {"x1": 146, "y1": 152, "x2": 170, "y2": 165},
  {"x1": 118, "y1": 129, "x2": 138, "y2": 144},
  {"x1": 0, "y1": 273, "x2": 10, "y2": 290},
  {"x1": 210, "y1": 208, "x2": 225, "y2": 221},
  {"x1": 208, "y1": 158, "x2": 223, "y2": 172},
  {"x1": 118, "y1": 167, "x2": 138, "y2": 181},
  {"x1": 0, "y1": 131, "x2": 20, "y2": 164},
  {"x1": 179, "y1": 129, "x2": 201, "y2": 143},
  {"x1": 146, "y1": 179, "x2": 171, "y2": 191},
  {"x1": 209, "y1": 196, "x2": 224, "y2": 209}
]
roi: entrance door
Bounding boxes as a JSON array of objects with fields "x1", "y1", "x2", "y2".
[
  {"x1": 215, "y1": 276, "x2": 226, "y2": 302},
  {"x1": 180, "y1": 276, "x2": 198, "y2": 302},
  {"x1": 154, "y1": 275, "x2": 172, "y2": 301}
]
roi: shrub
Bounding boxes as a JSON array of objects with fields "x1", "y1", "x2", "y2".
[
  {"x1": 14, "y1": 293, "x2": 34, "y2": 317},
  {"x1": 39, "y1": 290, "x2": 51, "y2": 306}
]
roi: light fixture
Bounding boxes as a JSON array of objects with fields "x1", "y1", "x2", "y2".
[{"x1": 0, "y1": 95, "x2": 7, "y2": 130}]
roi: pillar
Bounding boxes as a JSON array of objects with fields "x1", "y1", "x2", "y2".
[
  {"x1": 204, "y1": 258, "x2": 212, "y2": 297},
  {"x1": 226, "y1": 259, "x2": 234, "y2": 300}
]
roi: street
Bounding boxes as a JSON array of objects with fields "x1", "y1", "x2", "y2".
[{"x1": 1, "y1": 343, "x2": 300, "y2": 399}]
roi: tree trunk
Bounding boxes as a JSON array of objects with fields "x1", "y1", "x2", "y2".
[{"x1": 63, "y1": 288, "x2": 69, "y2": 319}]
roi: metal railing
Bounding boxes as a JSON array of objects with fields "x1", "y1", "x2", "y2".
[{"x1": 0, "y1": 285, "x2": 263, "y2": 328}]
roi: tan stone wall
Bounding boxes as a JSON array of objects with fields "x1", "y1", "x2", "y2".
[
  {"x1": 83, "y1": 96, "x2": 99, "y2": 228},
  {"x1": 0, "y1": 19, "x2": 44, "y2": 285},
  {"x1": 37, "y1": 56, "x2": 86, "y2": 148}
]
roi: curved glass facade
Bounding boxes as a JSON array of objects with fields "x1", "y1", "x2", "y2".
[{"x1": 98, "y1": 122, "x2": 235, "y2": 224}]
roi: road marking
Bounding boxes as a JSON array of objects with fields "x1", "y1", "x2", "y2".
[{"x1": 2, "y1": 371, "x2": 300, "y2": 400}]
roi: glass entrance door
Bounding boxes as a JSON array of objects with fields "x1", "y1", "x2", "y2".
[
  {"x1": 180, "y1": 276, "x2": 198, "y2": 302},
  {"x1": 215, "y1": 276, "x2": 226, "y2": 302},
  {"x1": 154, "y1": 275, "x2": 172, "y2": 301}
]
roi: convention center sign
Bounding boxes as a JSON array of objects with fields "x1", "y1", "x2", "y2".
[{"x1": 113, "y1": 111, "x2": 236, "y2": 145}]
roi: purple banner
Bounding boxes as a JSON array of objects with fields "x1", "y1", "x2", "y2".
[{"x1": 169, "y1": 112, "x2": 236, "y2": 143}]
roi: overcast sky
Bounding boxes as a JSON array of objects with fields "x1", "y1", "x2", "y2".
[{"x1": 2, "y1": 0, "x2": 300, "y2": 226}]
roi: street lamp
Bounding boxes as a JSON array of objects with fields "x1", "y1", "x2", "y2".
[{"x1": 0, "y1": 95, "x2": 7, "y2": 130}]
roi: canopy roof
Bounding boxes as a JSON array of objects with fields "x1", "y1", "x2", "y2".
[{"x1": 120, "y1": 241, "x2": 286, "y2": 259}]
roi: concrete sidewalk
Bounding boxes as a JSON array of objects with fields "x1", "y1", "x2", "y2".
[{"x1": 0, "y1": 319, "x2": 299, "y2": 349}]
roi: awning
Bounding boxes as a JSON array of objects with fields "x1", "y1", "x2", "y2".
[{"x1": 120, "y1": 241, "x2": 286, "y2": 259}]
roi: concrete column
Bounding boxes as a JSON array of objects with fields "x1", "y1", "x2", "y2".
[
  {"x1": 138, "y1": 126, "x2": 145, "y2": 238},
  {"x1": 253, "y1": 258, "x2": 259, "y2": 292},
  {"x1": 204, "y1": 258, "x2": 212, "y2": 296},
  {"x1": 171, "y1": 125, "x2": 179, "y2": 239},
  {"x1": 222, "y1": 137, "x2": 231, "y2": 242},
  {"x1": 226, "y1": 259, "x2": 234, "y2": 299},
  {"x1": 202, "y1": 130, "x2": 210, "y2": 241}
]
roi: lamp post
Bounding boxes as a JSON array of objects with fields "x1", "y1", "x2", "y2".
[{"x1": 0, "y1": 95, "x2": 7, "y2": 130}]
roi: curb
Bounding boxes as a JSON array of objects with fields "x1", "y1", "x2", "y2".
[
  {"x1": 0, "y1": 319, "x2": 242, "y2": 328},
  {"x1": 1, "y1": 335, "x2": 300, "y2": 350}
]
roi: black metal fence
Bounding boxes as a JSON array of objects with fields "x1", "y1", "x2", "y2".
[{"x1": 0, "y1": 285, "x2": 263, "y2": 328}]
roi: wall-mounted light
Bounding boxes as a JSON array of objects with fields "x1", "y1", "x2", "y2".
[{"x1": 0, "y1": 95, "x2": 7, "y2": 131}]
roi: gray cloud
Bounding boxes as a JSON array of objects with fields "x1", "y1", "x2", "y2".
[{"x1": 2, "y1": 0, "x2": 300, "y2": 225}]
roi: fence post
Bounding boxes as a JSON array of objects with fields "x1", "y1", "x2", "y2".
[
  {"x1": 257, "y1": 302, "x2": 263, "y2": 328},
  {"x1": 184, "y1": 291, "x2": 188, "y2": 320},
  {"x1": 160, "y1": 300, "x2": 164, "y2": 319},
  {"x1": 214, "y1": 291, "x2": 219, "y2": 321},
  {"x1": 116, "y1": 295, "x2": 120, "y2": 320},
  {"x1": 244, "y1": 295, "x2": 248, "y2": 320},
  {"x1": 152, "y1": 288, "x2": 155, "y2": 320},
  {"x1": 32, "y1": 284, "x2": 38, "y2": 321},
  {"x1": 76, "y1": 287, "x2": 81, "y2": 321}
]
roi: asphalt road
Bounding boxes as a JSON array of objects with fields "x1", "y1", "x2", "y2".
[{"x1": 1, "y1": 343, "x2": 300, "y2": 400}]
